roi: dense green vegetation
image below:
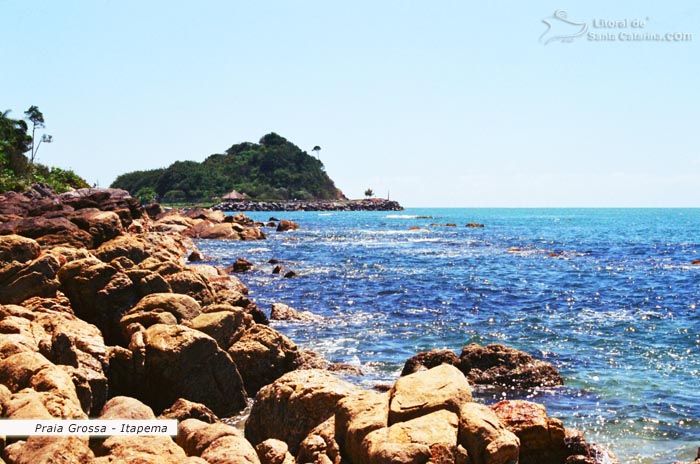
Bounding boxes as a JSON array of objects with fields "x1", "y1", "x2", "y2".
[
  {"x1": 111, "y1": 132, "x2": 344, "y2": 202},
  {"x1": 0, "y1": 107, "x2": 89, "y2": 193}
]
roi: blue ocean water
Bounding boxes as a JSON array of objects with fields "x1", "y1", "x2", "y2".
[{"x1": 197, "y1": 208, "x2": 700, "y2": 463}]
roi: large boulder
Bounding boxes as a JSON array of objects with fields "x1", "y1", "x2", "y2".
[
  {"x1": 256, "y1": 439, "x2": 295, "y2": 464},
  {"x1": 491, "y1": 400, "x2": 567, "y2": 464},
  {"x1": 389, "y1": 364, "x2": 472, "y2": 424},
  {"x1": 335, "y1": 390, "x2": 389, "y2": 463},
  {"x1": 57, "y1": 257, "x2": 138, "y2": 345},
  {"x1": 0, "y1": 254, "x2": 62, "y2": 304},
  {"x1": 246, "y1": 369, "x2": 360, "y2": 455},
  {"x1": 458, "y1": 402, "x2": 520, "y2": 464},
  {"x1": 0, "y1": 234, "x2": 41, "y2": 263},
  {"x1": 67, "y1": 208, "x2": 124, "y2": 247},
  {"x1": 362, "y1": 409, "x2": 465, "y2": 464},
  {"x1": 188, "y1": 309, "x2": 253, "y2": 350},
  {"x1": 228, "y1": 325, "x2": 301, "y2": 396},
  {"x1": 201, "y1": 435, "x2": 262, "y2": 464},
  {"x1": 140, "y1": 324, "x2": 247, "y2": 416},
  {"x1": 159, "y1": 398, "x2": 218, "y2": 424},
  {"x1": 164, "y1": 270, "x2": 216, "y2": 305},
  {"x1": 177, "y1": 418, "x2": 261, "y2": 463},
  {"x1": 99, "y1": 395, "x2": 155, "y2": 419},
  {"x1": 120, "y1": 293, "x2": 202, "y2": 336},
  {"x1": 297, "y1": 416, "x2": 342, "y2": 464},
  {"x1": 457, "y1": 344, "x2": 563, "y2": 389}
]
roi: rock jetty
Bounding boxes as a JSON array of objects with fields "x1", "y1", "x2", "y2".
[
  {"x1": 213, "y1": 198, "x2": 403, "y2": 212},
  {"x1": 0, "y1": 184, "x2": 622, "y2": 463}
]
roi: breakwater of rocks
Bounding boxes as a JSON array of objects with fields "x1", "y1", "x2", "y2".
[{"x1": 213, "y1": 198, "x2": 403, "y2": 212}]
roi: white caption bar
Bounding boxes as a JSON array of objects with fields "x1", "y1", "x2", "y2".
[{"x1": 0, "y1": 420, "x2": 178, "y2": 436}]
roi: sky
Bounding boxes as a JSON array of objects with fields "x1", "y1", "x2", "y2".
[{"x1": 1, "y1": 0, "x2": 698, "y2": 207}]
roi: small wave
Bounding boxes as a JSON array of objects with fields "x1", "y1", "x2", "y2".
[
  {"x1": 243, "y1": 247, "x2": 271, "y2": 253},
  {"x1": 385, "y1": 214, "x2": 419, "y2": 219}
]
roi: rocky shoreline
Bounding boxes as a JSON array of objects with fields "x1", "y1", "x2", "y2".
[
  {"x1": 0, "y1": 184, "x2": 694, "y2": 463},
  {"x1": 213, "y1": 198, "x2": 404, "y2": 212}
]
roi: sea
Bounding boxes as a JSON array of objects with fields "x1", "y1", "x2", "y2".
[{"x1": 196, "y1": 208, "x2": 700, "y2": 463}]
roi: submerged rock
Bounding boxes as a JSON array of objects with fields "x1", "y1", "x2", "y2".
[{"x1": 276, "y1": 220, "x2": 300, "y2": 232}]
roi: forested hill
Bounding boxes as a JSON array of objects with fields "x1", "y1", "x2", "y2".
[{"x1": 111, "y1": 133, "x2": 345, "y2": 202}]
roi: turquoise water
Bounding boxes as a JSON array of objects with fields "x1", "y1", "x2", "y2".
[{"x1": 197, "y1": 208, "x2": 700, "y2": 463}]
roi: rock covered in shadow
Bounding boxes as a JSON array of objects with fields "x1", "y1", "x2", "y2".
[
  {"x1": 457, "y1": 343, "x2": 563, "y2": 389},
  {"x1": 402, "y1": 343, "x2": 563, "y2": 390}
]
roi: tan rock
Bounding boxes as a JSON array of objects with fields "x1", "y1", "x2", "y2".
[
  {"x1": 3, "y1": 436, "x2": 94, "y2": 464},
  {"x1": 228, "y1": 325, "x2": 301, "y2": 395},
  {"x1": 189, "y1": 309, "x2": 253, "y2": 350},
  {"x1": 335, "y1": 390, "x2": 389, "y2": 463},
  {"x1": 184, "y1": 208, "x2": 226, "y2": 223},
  {"x1": 3, "y1": 298, "x2": 110, "y2": 414},
  {"x1": 99, "y1": 396, "x2": 155, "y2": 419},
  {"x1": 3, "y1": 389, "x2": 86, "y2": 420},
  {"x1": 68, "y1": 209, "x2": 124, "y2": 247},
  {"x1": 0, "y1": 234, "x2": 41, "y2": 263},
  {"x1": 159, "y1": 398, "x2": 218, "y2": 424},
  {"x1": 458, "y1": 402, "x2": 519, "y2": 464},
  {"x1": 98, "y1": 435, "x2": 186, "y2": 464},
  {"x1": 177, "y1": 418, "x2": 244, "y2": 456},
  {"x1": 256, "y1": 438, "x2": 295, "y2": 464},
  {"x1": 389, "y1": 363, "x2": 472, "y2": 424},
  {"x1": 164, "y1": 270, "x2": 215, "y2": 305},
  {"x1": 270, "y1": 303, "x2": 322, "y2": 322},
  {"x1": 491, "y1": 400, "x2": 567, "y2": 464},
  {"x1": 141, "y1": 324, "x2": 247, "y2": 416},
  {"x1": 120, "y1": 293, "x2": 202, "y2": 337},
  {"x1": 362, "y1": 410, "x2": 462, "y2": 464},
  {"x1": 0, "y1": 254, "x2": 62, "y2": 304},
  {"x1": 0, "y1": 351, "x2": 82, "y2": 414},
  {"x1": 201, "y1": 435, "x2": 262, "y2": 464},
  {"x1": 57, "y1": 257, "x2": 139, "y2": 345},
  {"x1": 240, "y1": 227, "x2": 266, "y2": 240},
  {"x1": 297, "y1": 416, "x2": 341, "y2": 464},
  {"x1": 246, "y1": 369, "x2": 360, "y2": 455}
]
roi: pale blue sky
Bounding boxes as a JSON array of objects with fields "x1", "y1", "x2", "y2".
[{"x1": 1, "y1": 1, "x2": 698, "y2": 206}]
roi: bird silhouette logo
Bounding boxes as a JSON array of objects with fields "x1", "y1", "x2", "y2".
[{"x1": 540, "y1": 10, "x2": 588, "y2": 45}]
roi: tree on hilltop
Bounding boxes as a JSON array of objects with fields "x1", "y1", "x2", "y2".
[
  {"x1": 364, "y1": 188, "x2": 374, "y2": 199},
  {"x1": 24, "y1": 105, "x2": 52, "y2": 164}
]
